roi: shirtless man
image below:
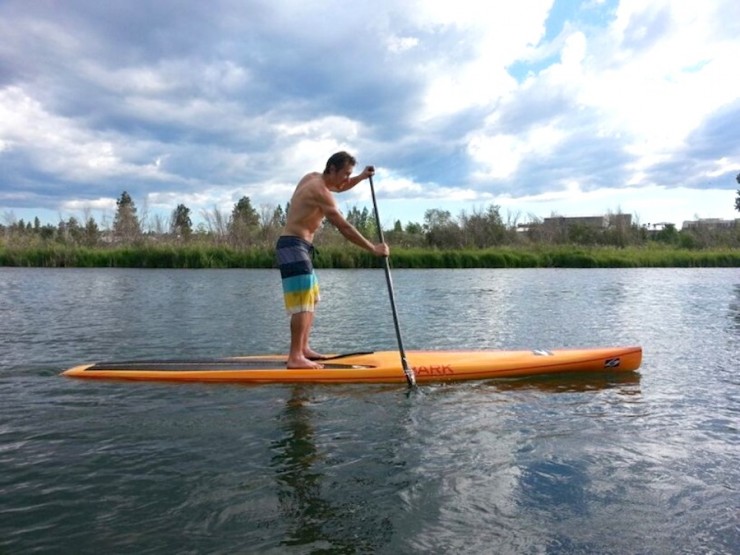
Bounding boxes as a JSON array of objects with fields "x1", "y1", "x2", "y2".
[{"x1": 276, "y1": 151, "x2": 389, "y2": 369}]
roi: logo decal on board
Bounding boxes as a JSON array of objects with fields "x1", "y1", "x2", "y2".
[
  {"x1": 533, "y1": 350, "x2": 554, "y2": 356},
  {"x1": 413, "y1": 364, "x2": 453, "y2": 376},
  {"x1": 604, "y1": 357, "x2": 621, "y2": 368}
]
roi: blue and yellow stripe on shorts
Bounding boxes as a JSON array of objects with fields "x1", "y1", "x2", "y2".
[{"x1": 276, "y1": 235, "x2": 321, "y2": 314}]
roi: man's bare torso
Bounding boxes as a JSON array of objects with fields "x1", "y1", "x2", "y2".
[{"x1": 282, "y1": 172, "x2": 329, "y2": 242}]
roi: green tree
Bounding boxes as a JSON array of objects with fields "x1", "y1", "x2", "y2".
[
  {"x1": 83, "y1": 217, "x2": 100, "y2": 246},
  {"x1": 39, "y1": 224, "x2": 55, "y2": 240},
  {"x1": 256, "y1": 203, "x2": 284, "y2": 244},
  {"x1": 229, "y1": 196, "x2": 260, "y2": 245},
  {"x1": 62, "y1": 217, "x2": 84, "y2": 244},
  {"x1": 654, "y1": 223, "x2": 679, "y2": 245},
  {"x1": 459, "y1": 204, "x2": 507, "y2": 247},
  {"x1": 405, "y1": 222, "x2": 423, "y2": 235},
  {"x1": 423, "y1": 209, "x2": 462, "y2": 248},
  {"x1": 56, "y1": 219, "x2": 66, "y2": 242},
  {"x1": 272, "y1": 204, "x2": 287, "y2": 228},
  {"x1": 12, "y1": 218, "x2": 27, "y2": 235},
  {"x1": 113, "y1": 191, "x2": 141, "y2": 242},
  {"x1": 382, "y1": 220, "x2": 424, "y2": 248},
  {"x1": 567, "y1": 223, "x2": 600, "y2": 245},
  {"x1": 170, "y1": 204, "x2": 192, "y2": 238},
  {"x1": 345, "y1": 205, "x2": 377, "y2": 238}
]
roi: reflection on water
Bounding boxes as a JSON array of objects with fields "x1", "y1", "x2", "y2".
[
  {"x1": 270, "y1": 387, "x2": 407, "y2": 553},
  {"x1": 266, "y1": 379, "x2": 643, "y2": 554},
  {"x1": 271, "y1": 388, "x2": 331, "y2": 550},
  {"x1": 484, "y1": 371, "x2": 641, "y2": 394}
]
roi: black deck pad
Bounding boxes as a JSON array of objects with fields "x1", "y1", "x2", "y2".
[{"x1": 88, "y1": 352, "x2": 375, "y2": 372}]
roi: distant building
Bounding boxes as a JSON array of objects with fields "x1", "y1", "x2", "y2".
[
  {"x1": 681, "y1": 218, "x2": 738, "y2": 230},
  {"x1": 543, "y1": 214, "x2": 632, "y2": 230},
  {"x1": 544, "y1": 216, "x2": 607, "y2": 230}
]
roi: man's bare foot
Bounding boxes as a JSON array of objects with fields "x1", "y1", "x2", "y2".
[{"x1": 287, "y1": 356, "x2": 324, "y2": 369}]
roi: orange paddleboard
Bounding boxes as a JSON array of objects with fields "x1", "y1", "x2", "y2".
[{"x1": 62, "y1": 346, "x2": 642, "y2": 384}]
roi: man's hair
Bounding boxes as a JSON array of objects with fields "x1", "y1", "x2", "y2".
[{"x1": 323, "y1": 151, "x2": 356, "y2": 175}]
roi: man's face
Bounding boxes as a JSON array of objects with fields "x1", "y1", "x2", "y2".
[{"x1": 329, "y1": 163, "x2": 353, "y2": 190}]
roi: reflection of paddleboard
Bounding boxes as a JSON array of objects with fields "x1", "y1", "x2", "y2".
[{"x1": 61, "y1": 346, "x2": 642, "y2": 384}]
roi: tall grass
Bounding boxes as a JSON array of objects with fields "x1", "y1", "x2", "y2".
[
  {"x1": 2, "y1": 243, "x2": 737, "y2": 268},
  {"x1": 0, "y1": 244, "x2": 276, "y2": 269}
]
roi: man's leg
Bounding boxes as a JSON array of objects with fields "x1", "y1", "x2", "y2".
[
  {"x1": 288, "y1": 312, "x2": 323, "y2": 369},
  {"x1": 301, "y1": 311, "x2": 327, "y2": 360}
]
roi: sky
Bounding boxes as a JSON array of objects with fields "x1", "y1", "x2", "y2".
[{"x1": 1, "y1": 0, "x2": 739, "y2": 232}]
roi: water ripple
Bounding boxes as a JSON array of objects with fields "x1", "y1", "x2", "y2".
[{"x1": 1, "y1": 268, "x2": 739, "y2": 553}]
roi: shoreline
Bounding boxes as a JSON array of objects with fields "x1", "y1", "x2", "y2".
[{"x1": 1, "y1": 244, "x2": 738, "y2": 268}]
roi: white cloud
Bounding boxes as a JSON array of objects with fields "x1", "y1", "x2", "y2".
[
  {"x1": 61, "y1": 197, "x2": 117, "y2": 213},
  {"x1": 412, "y1": 0, "x2": 553, "y2": 118},
  {"x1": 0, "y1": 87, "x2": 125, "y2": 180},
  {"x1": 468, "y1": 124, "x2": 567, "y2": 180},
  {"x1": 461, "y1": 1, "x2": 740, "y2": 199},
  {"x1": 386, "y1": 35, "x2": 419, "y2": 53},
  {"x1": 1, "y1": 0, "x2": 738, "y2": 230},
  {"x1": 580, "y1": 2, "x2": 740, "y2": 180},
  {"x1": 275, "y1": 116, "x2": 360, "y2": 140}
]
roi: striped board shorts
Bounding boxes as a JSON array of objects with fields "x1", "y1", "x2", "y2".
[{"x1": 276, "y1": 235, "x2": 321, "y2": 314}]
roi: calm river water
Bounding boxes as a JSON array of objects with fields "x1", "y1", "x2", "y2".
[{"x1": 1, "y1": 267, "x2": 738, "y2": 554}]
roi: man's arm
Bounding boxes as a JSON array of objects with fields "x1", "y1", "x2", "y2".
[
  {"x1": 337, "y1": 166, "x2": 374, "y2": 192},
  {"x1": 319, "y1": 189, "x2": 388, "y2": 256}
]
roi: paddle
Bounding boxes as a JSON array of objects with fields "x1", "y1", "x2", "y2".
[{"x1": 368, "y1": 172, "x2": 417, "y2": 388}]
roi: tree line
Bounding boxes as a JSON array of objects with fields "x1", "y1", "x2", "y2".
[{"x1": 2, "y1": 189, "x2": 740, "y2": 251}]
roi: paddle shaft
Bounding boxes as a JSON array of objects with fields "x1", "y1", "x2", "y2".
[{"x1": 368, "y1": 175, "x2": 417, "y2": 388}]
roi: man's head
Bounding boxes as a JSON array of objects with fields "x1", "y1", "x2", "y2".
[{"x1": 323, "y1": 151, "x2": 356, "y2": 175}]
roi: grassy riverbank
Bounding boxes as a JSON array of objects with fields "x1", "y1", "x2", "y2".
[{"x1": 1, "y1": 243, "x2": 738, "y2": 268}]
